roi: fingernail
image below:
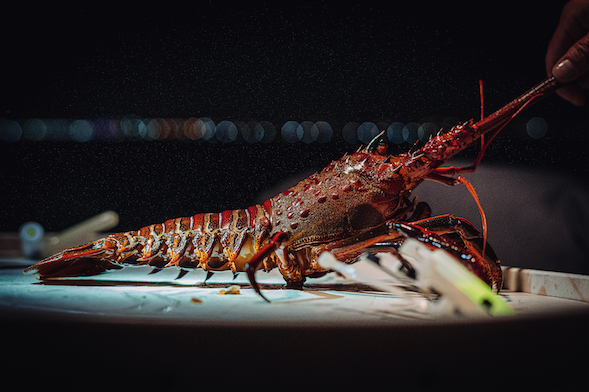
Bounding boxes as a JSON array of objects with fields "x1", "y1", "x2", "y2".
[{"x1": 552, "y1": 59, "x2": 577, "y2": 82}]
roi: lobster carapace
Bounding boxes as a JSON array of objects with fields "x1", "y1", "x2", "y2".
[{"x1": 25, "y1": 77, "x2": 563, "y2": 301}]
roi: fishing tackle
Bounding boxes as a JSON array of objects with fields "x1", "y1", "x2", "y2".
[{"x1": 25, "y1": 77, "x2": 563, "y2": 302}]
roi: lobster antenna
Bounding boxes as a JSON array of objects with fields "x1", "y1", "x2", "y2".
[
  {"x1": 479, "y1": 79, "x2": 484, "y2": 121},
  {"x1": 479, "y1": 79, "x2": 486, "y2": 152}
]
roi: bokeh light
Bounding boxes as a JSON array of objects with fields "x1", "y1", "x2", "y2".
[
  {"x1": 418, "y1": 122, "x2": 438, "y2": 141},
  {"x1": 387, "y1": 122, "x2": 405, "y2": 144},
  {"x1": 313, "y1": 121, "x2": 333, "y2": 143},
  {"x1": 241, "y1": 121, "x2": 263, "y2": 143},
  {"x1": 22, "y1": 119, "x2": 47, "y2": 141},
  {"x1": 140, "y1": 118, "x2": 160, "y2": 141},
  {"x1": 1, "y1": 117, "x2": 463, "y2": 145},
  {"x1": 199, "y1": 117, "x2": 216, "y2": 141},
  {"x1": 183, "y1": 117, "x2": 216, "y2": 141},
  {"x1": 215, "y1": 120, "x2": 238, "y2": 143},
  {"x1": 402, "y1": 122, "x2": 420, "y2": 144},
  {"x1": 183, "y1": 117, "x2": 200, "y2": 140},
  {"x1": 357, "y1": 122, "x2": 379, "y2": 144},
  {"x1": 526, "y1": 117, "x2": 548, "y2": 139},
  {"x1": 155, "y1": 118, "x2": 172, "y2": 140},
  {"x1": 68, "y1": 119, "x2": 94, "y2": 142},
  {"x1": 0, "y1": 120, "x2": 22, "y2": 142},
  {"x1": 43, "y1": 119, "x2": 68, "y2": 140},
  {"x1": 342, "y1": 122, "x2": 359, "y2": 144},
  {"x1": 258, "y1": 121, "x2": 276, "y2": 143},
  {"x1": 120, "y1": 115, "x2": 143, "y2": 140},
  {"x1": 94, "y1": 118, "x2": 119, "y2": 141},
  {"x1": 300, "y1": 121, "x2": 318, "y2": 144},
  {"x1": 281, "y1": 121, "x2": 303, "y2": 143}
]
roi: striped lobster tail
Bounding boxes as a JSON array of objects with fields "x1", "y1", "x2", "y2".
[{"x1": 24, "y1": 205, "x2": 274, "y2": 279}]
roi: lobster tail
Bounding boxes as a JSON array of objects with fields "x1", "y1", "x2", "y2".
[
  {"x1": 23, "y1": 239, "x2": 122, "y2": 278},
  {"x1": 24, "y1": 205, "x2": 275, "y2": 280}
]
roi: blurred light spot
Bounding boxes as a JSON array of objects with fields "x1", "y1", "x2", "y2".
[
  {"x1": 418, "y1": 122, "x2": 438, "y2": 141},
  {"x1": 121, "y1": 115, "x2": 143, "y2": 140},
  {"x1": 526, "y1": 117, "x2": 548, "y2": 139},
  {"x1": 183, "y1": 118, "x2": 200, "y2": 140},
  {"x1": 184, "y1": 118, "x2": 216, "y2": 141},
  {"x1": 199, "y1": 117, "x2": 216, "y2": 141},
  {"x1": 300, "y1": 121, "x2": 318, "y2": 143},
  {"x1": 141, "y1": 118, "x2": 160, "y2": 140},
  {"x1": 68, "y1": 119, "x2": 94, "y2": 142},
  {"x1": 233, "y1": 121, "x2": 247, "y2": 142},
  {"x1": 387, "y1": 122, "x2": 405, "y2": 144},
  {"x1": 281, "y1": 121, "x2": 303, "y2": 143},
  {"x1": 313, "y1": 121, "x2": 333, "y2": 143},
  {"x1": 242, "y1": 121, "x2": 262, "y2": 143},
  {"x1": 44, "y1": 119, "x2": 68, "y2": 140},
  {"x1": 94, "y1": 118, "x2": 119, "y2": 141},
  {"x1": 0, "y1": 120, "x2": 22, "y2": 142},
  {"x1": 342, "y1": 122, "x2": 359, "y2": 144},
  {"x1": 403, "y1": 122, "x2": 420, "y2": 143},
  {"x1": 357, "y1": 122, "x2": 379, "y2": 144},
  {"x1": 156, "y1": 118, "x2": 172, "y2": 140},
  {"x1": 258, "y1": 121, "x2": 276, "y2": 143},
  {"x1": 216, "y1": 120, "x2": 238, "y2": 143},
  {"x1": 23, "y1": 118, "x2": 47, "y2": 141},
  {"x1": 166, "y1": 119, "x2": 181, "y2": 139}
]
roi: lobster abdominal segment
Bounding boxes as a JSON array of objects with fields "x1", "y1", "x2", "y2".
[
  {"x1": 126, "y1": 206, "x2": 274, "y2": 272},
  {"x1": 24, "y1": 205, "x2": 275, "y2": 278}
]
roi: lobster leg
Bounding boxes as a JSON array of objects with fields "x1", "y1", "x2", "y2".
[
  {"x1": 323, "y1": 216, "x2": 501, "y2": 292},
  {"x1": 424, "y1": 173, "x2": 488, "y2": 254},
  {"x1": 245, "y1": 231, "x2": 288, "y2": 302},
  {"x1": 390, "y1": 216, "x2": 501, "y2": 291}
]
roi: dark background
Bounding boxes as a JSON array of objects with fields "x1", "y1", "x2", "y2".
[{"x1": 1, "y1": 1, "x2": 588, "y2": 271}]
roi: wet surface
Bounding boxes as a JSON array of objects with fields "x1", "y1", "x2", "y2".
[
  {"x1": 3, "y1": 263, "x2": 588, "y2": 391},
  {"x1": 2, "y1": 264, "x2": 588, "y2": 327}
]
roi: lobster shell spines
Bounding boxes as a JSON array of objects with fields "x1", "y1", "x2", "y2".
[{"x1": 269, "y1": 152, "x2": 412, "y2": 250}]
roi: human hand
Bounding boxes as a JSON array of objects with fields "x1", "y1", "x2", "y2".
[{"x1": 545, "y1": 0, "x2": 589, "y2": 106}]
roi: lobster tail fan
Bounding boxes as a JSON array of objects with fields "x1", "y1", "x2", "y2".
[
  {"x1": 23, "y1": 241, "x2": 121, "y2": 278},
  {"x1": 25, "y1": 257, "x2": 123, "y2": 278}
]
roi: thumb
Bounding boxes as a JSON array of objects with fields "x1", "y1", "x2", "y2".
[{"x1": 552, "y1": 31, "x2": 589, "y2": 83}]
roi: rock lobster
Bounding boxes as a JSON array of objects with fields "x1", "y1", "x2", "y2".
[{"x1": 25, "y1": 77, "x2": 563, "y2": 302}]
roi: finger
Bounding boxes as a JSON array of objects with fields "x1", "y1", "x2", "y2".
[
  {"x1": 546, "y1": 0, "x2": 589, "y2": 78},
  {"x1": 578, "y1": 71, "x2": 589, "y2": 89},
  {"x1": 555, "y1": 83, "x2": 586, "y2": 106},
  {"x1": 552, "y1": 31, "x2": 589, "y2": 83},
  {"x1": 545, "y1": 24, "x2": 580, "y2": 77}
]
